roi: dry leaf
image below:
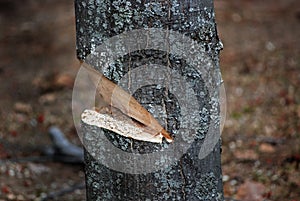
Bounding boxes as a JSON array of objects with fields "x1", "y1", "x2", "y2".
[
  {"x1": 259, "y1": 143, "x2": 275, "y2": 153},
  {"x1": 54, "y1": 73, "x2": 74, "y2": 88},
  {"x1": 234, "y1": 150, "x2": 258, "y2": 161},
  {"x1": 39, "y1": 93, "x2": 56, "y2": 104},
  {"x1": 14, "y1": 102, "x2": 32, "y2": 114},
  {"x1": 236, "y1": 180, "x2": 266, "y2": 201}
]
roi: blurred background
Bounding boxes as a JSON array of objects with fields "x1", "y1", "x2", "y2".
[{"x1": 0, "y1": 0, "x2": 299, "y2": 200}]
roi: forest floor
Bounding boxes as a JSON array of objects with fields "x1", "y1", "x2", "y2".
[{"x1": 0, "y1": 0, "x2": 299, "y2": 200}]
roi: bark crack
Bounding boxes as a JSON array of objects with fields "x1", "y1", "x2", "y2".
[
  {"x1": 163, "y1": 1, "x2": 172, "y2": 133},
  {"x1": 179, "y1": 159, "x2": 187, "y2": 200}
]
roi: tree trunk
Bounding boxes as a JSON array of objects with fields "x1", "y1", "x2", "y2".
[{"x1": 74, "y1": 0, "x2": 224, "y2": 200}]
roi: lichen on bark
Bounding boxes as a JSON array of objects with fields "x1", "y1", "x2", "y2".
[{"x1": 75, "y1": 0, "x2": 224, "y2": 200}]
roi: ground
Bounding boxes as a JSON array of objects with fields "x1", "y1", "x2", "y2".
[{"x1": 0, "y1": 0, "x2": 299, "y2": 200}]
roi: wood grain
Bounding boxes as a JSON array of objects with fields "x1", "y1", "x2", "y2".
[{"x1": 82, "y1": 63, "x2": 173, "y2": 143}]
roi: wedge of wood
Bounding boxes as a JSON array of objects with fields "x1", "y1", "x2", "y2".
[
  {"x1": 81, "y1": 63, "x2": 173, "y2": 143},
  {"x1": 82, "y1": 107, "x2": 167, "y2": 143}
]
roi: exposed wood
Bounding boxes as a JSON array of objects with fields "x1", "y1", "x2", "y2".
[
  {"x1": 82, "y1": 108, "x2": 166, "y2": 143},
  {"x1": 82, "y1": 63, "x2": 173, "y2": 142}
]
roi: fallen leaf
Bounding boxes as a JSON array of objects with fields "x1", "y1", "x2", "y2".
[
  {"x1": 259, "y1": 143, "x2": 276, "y2": 153},
  {"x1": 54, "y1": 73, "x2": 74, "y2": 88},
  {"x1": 16, "y1": 195, "x2": 25, "y2": 201},
  {"x1": 37, "y1": 114, "x2": 44, "y2": 124},
  {"x1": 236, "y1": 180, "x2": 266, "y2": 201},
  {"x1": 10, "y1": 130, "x2": 18, "y2": 137},
  {"x1": 39, "y1": 93, "x2": 56, "y2": 104},
  {"x1": 14, "y1": 102, "x2": 32, "y2": 114},
  {"x1": 234, "y1": 150, "x2": 258, "y2": 161},
  {"x1": 7, "y1": 193, "x2": 16, "y2": 200},
  {"x1": 23, "y1": 180, "x2": 32, "y2": 187},
  {"x1": 1, "y1": 185, "x2": 10, "y2": 194},
  {"x1": 33, "y1": 72, "x2": 74, "y2": 92},
  {"x1": 0, "y1": 144, "x2": 9, "y2": 159},
  {"x1": 32, "y1": 73, "x2": 54, "y2": 92}
]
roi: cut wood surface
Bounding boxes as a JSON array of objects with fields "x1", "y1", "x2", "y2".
[{"x1": 81, "y1": 108, "x2": 166, "y2": 143}]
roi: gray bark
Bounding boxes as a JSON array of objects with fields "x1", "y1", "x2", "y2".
[{"x1": 75, "y1": 0, "x2": 224, "y2": 200}]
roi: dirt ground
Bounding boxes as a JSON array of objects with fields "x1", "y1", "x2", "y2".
[{"x1": 0, "y1": 0, "x2": 299, "y2": 200}]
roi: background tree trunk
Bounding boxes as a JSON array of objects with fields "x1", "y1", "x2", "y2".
[{"x1": 75, "y1": 0, "x2": 224, "y2": 200}]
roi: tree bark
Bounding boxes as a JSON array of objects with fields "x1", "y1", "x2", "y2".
[{"x1": 75, "y1": 0, "x2": 224, "y2": 200}]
